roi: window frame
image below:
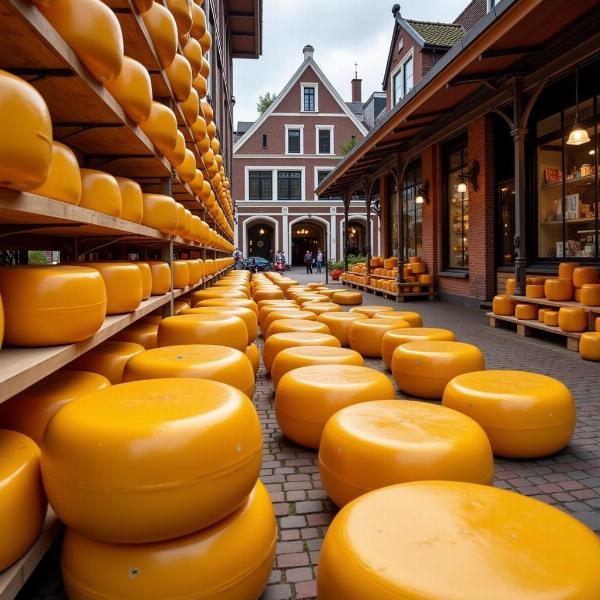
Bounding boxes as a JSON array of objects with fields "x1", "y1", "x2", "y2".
[
  {"x1": 390, "y1": 48, "x2": 414, "y2": 106},
  {"x1": 244, "y1": 167, "x2": 306, "y2": 202},
  {"x1": 247, "y1": 169, "x2": 274, "y2": 201},
  {"x1": 314, "y1": 166, "x2": 335, "y2": 200},
  {"x1": 285, "y1": 124, "x2": 304, "y2": 155},
  {"x1": 277, "y1": 170, "x2": 303, "y2": 201},
  {"x1": 316, "y1": 125, "x2": 334, "y2": 155},
  {"x1": 300, "y1": 82, "x2": 319, "y2": 112},
  {"x1": 402, "y1": 159, "x2": 423, "y2": 261}
]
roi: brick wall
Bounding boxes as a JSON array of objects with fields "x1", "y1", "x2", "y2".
[
  {"x1": 385, "y1": 27, "x2": 424, "y2": 111},
  {"x1": 454, "y1": 0, "x2": 486, "y2": 31}
]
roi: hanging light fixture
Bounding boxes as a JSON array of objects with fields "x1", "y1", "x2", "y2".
[
  {"x1": 457, "y1": 182, "x2": 467, "y2": 194},
  {"x1": 567, "y1": 66, "x2": 590, "y2": 146}
]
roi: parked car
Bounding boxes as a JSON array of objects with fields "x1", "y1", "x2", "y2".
[{"x1": 243, "y1": 257, "x2": 272, "y2": 272}]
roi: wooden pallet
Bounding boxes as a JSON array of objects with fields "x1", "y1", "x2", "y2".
[
  {"x1": 341, "y1": 280, "x2": 436, "y2": 302},
  {"x1": 487, "y1": 313, "x2": 581, "y2": 351}
]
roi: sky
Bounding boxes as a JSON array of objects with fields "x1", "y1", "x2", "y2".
[{"x1": 233, "y1": 0, "x2": 468, "y2": 127}]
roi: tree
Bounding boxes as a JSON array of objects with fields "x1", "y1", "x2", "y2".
[
  {"x1": 257, "y1": 92, "x2": 277, "y2": 114},
  {"x1": 340, "y1": 136, "x2": 357, "y2": 155}
]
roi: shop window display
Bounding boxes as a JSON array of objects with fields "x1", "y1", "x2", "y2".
[{"x1": 446, "y1": 143, "x2": 469, "y2": 269}]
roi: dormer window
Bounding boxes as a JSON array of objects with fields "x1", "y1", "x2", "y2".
[{"x1": 301, "y1": 83, "x2": 318, "y2": 112}]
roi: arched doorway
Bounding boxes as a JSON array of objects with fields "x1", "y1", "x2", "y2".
[
  {"x1": 346, "y1": 219, "x2": 366, "y2": 256},
  {"x1": 291, "y1": 220, "x2": 324, "y2": 266},
  {"x1": 247, "y1": 222, "x2": 275, "y2": 260}
]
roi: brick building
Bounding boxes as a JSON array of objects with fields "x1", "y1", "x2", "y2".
[
  {"x1": 233, "y1": 46, "x2": 385, "y2": 265},
  {"x1": 317, "y1": 0, "x2": 600, "y2": 305}
]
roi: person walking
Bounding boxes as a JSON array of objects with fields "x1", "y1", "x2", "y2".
[
  {"x1": 304, "y1": 249, "x2": 313, "y2": 274},
  {"x1": 315, "y1": 249, "x2": 324, "y2": 274}
]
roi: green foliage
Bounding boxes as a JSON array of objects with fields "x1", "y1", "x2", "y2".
[
  {"x1": 340, "y1": 137, "x2": 357, "y2": 155},
  {"x1": 327, "y1": 254, "x2": 366, "y2": 271},
  {"x1": 28, "y1": 250, "x2": 48, "y2": 265},
  {"x1": 256, "y1": 92, "x2": 277, "y2": 114}
]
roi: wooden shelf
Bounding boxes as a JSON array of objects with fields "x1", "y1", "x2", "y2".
[
  {"x1": 510, "y1": 294, "x2": 600, "y2": 314},
  {"x1": 342, "y1": 280, "x2": 435, "y2": 302},
  {"x1": 540, "y1": 217, "x2": 596, "y2": 226},
  {"x1": 0, "y1": 510, "x2": 62, "y2": 600},
  {"x1": 541, "y1": 174, "x2": 595, "y2": 190}
]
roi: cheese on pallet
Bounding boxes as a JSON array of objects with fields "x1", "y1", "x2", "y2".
[
  {"x1": 558, "y1": 307, "x2": 587, "y2": 333},
  {"x1": 544, "y1": 278, "x2": 573, "y2": 301},
  {"x1": 514, "y1": 304, "x2": 537, "y2": 320},
  {"x1": 573, "y1": 267, "x2": 599, "y2": 288},
  {"x1": 580, "y1": 284, "x2": 600, "y2": 307}
]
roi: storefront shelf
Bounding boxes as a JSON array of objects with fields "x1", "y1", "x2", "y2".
[
  {"x1": 342, "y1": 280, "x2": 435, "y2": 302},
  {"x1": 541, "y1": 174, "x2": 596, "y2": 190}
]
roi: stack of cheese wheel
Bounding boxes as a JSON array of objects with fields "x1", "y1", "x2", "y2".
[{"x1": 44, "y1": 379, "x2": 275, "y2": 600}]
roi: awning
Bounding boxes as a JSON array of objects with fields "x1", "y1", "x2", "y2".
[{"x1": 227, "y1": 0, "x2": 262, "y2": 59}]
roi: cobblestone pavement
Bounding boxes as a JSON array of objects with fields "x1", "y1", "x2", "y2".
[{"x1": 18, "y1": 276, "x2": 600, "y2": 600}]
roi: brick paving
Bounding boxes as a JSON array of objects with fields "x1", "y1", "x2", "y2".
[{"x1": 17, "y1": 270, "x2": 600, "y2": 600}]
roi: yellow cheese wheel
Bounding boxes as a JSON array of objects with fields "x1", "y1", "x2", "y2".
[
  {"x1": 263, "y1": 332, "x2": 341, "y2": 372},
  {"x1": 320, "y1": 400, "x2": 493, "y2": 508},
  {"x1": 192, "y1": 289, "x2": 248, "y2": 304},
  {"x1": 419, "y1": 273, "x2": 434, "y2": 284},
  {"x1": 263, "y1": 310, "x2": 316, "y2": 336},
  {"x1": 392, "y1": 341, "x2": 485, "y2": 400},
  {"x1": 186, "y1": 260, "x2": 202, "y2": 285},
  {"x1": 176, "y1": 149, "x2": 196, "y2": 183},
  {"x1": 0, "y1": 430, "x2": 47, "y2": 572},
  {"x1": 0, "y1": 70, "x2": 52, "y2": 191},
  {"x1": 183, "y1": 305, "x2": 256, "y2": 337},
  {"x1": 492, "y1": 295, "x2": 516, "y2": 316},
  {"x1": 171, "y1": 260, "x2": 189, "y2": 289},
  {"x1": 174, "y1": 300, "x2": 191, "y2": 314},
  {"x1": 253, "y1": 289, "x2": 285, "y2": 303},
  {"x1": 141, "y1": 193, "x2": 178, "y2": 233},
  {"x1": 190, "y1": 3, "x2": 207, "y2": 38},
  {"x1": 332, "y1": 291, "x2": 363, "y2": 305},
  {"x1": 201, "y1": 100, "x2": 214, "y2": 124},
  {"x1": 293, "y1": 293, "x2": 328, "y2": 306},
  {"x1": 271, "y1": 346, "x2": 364, "y2": 389},
  {"x1": 381, "y1": 327, "x2": 455, "y2": 370},
  {"x1": 124, "y1": 344, "x2": 255, "y2": 399},
  {"x1": 245, "y1": 343, "x2": 260, "y2": 375},
  {"x1": 114, "y1": 177, "x2": 143, "y2": 223},
  {"x1": 544, "y1": 310, "x2": 559, "y2": 326},
  {"x1": 580, "y1": 332, "x2": 600, "y2": 361},
  {"x1": 140, "y1": 313, "x2": 162, "y2": 326},
  {"x1": 514, "y1": 303, "x2": 537, "y2": 320},
  {"x1": 349, "y1": 305, "x2": 393, "y2": 319},
  {"x1": 275, "y1": 365, "x2": 395, "y2": 448},
  {"x1": 544, "y1": 277, "x2": 573, "y2": 301},
  {"x1": 559, "y1": 261, "x2": 580, "y2": 280},
  {"x1": 317, "y1": 481, "x2": 600, "y2": 600},
  {"x1": 575, "y1": 288, "x2": 582, "y2": 302},
  {"x1": 37, "y1": 0, "x2": 124, "y2": 84},
  {"x1": 61, "y1": 480, "x2": 275, "y2": 600},
  {"x1": 104, "y1": 56, "x2": 152, "y2": 123},
  {"x1": 79, "y1": 169, "x2": 122, "y2": 217},
  {"x1": 140, "y1": 102, "x2": 178, "y2": 155},
  {"x1": 300, "y1": 301, "x2": 342, "y2": 316},
  {"x1": 525, "y1": 284, "x2": 544, "y2": 298},
  {"x1": 31, "y1": 141, "x2": 81, "y2": 205},
  {"x1": 199, "y1": 30, "x2": 212, "y2": 54},
  {"x1": 141, "y1": 2, "x2": 177, "y2": 67},
  {"x1": 596, "y1": 316, "x2": 600, "y2": 333},
  {"x1": 349, "y1": 318, "x2": 410, "y2": 358},
  {"x1": 573, "y1": 266, "x2": 599, "y2": 288},
  {"x1": 69, "y1": 341, "x2": 145, "y2": 384},
  {"x1": 316, "y1": 312, "x2": 368, "y2": 347},
  {"x1": 443, "y1": 370, "x2": 575, "y2": 458},
  {"x1": 166, "y1": 130, "x2": 186, "y2": 168},
  {"x1": 165, "y1": 53, "x2": 192, "y2": 102},
  {"x1": 580, "y1": 283, "x2": 600, "y2": 306},
  {"x1": 194, "y1": 297, "x2": 258, "y2": 314},
  {"x1": 0, "y1": 266, "x2": 106, "y2": 346},
  {"x1": 133, "y1": 0, "x2": 154, "y2": 11},
  {"x1": 144, "y1": 261, "x2": 171, "y2": 295},
  {"x1": 266, "y1": 318, "x2": 331, "y2": 339},
  {"x1": 527, "y1": 276, "x2": 545, "y2": 285},
  {"x1": 537, "y1": 307, "x2": 552, "y2": 323},
  {"x1": 410, "y1": 262, "x2": 426, "y2": 274},
  {"x1": 372, "y1": 311, "x2": 422, "y2": 327},
  {"x1": 158, "y1": 314, "x2": 248, "y2": 351},
  {"x1": 558, "y1": 307, "x2": 587, "y2": 332},
  {"x1": 183, "y1": 38, "x2": 203, "y2": 78},
  {"x1": 112, "y1": 323, "x2": 158, "y2": 349},
  {"x1": 132, "y1": 262, "x2": 152, "y2": 300},
  {"x1": 42, "y1": 379, "x2": 262, "y2": 543},
  {"x1": 505, "y1": 277, "x2": 516, "y2": 295},
  {"x1": 0, "y1": 371, "x2": 109, "y2": 446},
  {"x1": 82, "y1": 262, "x2": 143, "y2": 314}
]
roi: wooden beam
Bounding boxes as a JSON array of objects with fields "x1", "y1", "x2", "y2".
[
  {"x1": 479, "y1": 45, "x2": 544, "y2": 60},
  {"x1": 406, "y1": 108, "x2": 452, "y2": 121}
]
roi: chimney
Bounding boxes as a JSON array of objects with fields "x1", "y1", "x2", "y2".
[
  {"x1": 351, "y1": 78, "x2": 362, "y2": 103},
  {"x1": 303, "y1": 44, "x2": 314, "y2": 61}
]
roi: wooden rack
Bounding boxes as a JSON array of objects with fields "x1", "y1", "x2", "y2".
[{"x1": 342, "y1": 276, "x2": 436, "y2": 302}]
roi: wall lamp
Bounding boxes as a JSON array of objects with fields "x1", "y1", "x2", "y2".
[
  {"x1": 457, "y1": 159, "x2": 480, "y2": 191},
  {"x1": 415, "y1": 180, "x2": 430, "y2": 205}
]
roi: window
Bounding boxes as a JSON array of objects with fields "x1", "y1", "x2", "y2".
[
  {"x1": 403, "y1": 56, "x2": 413, "y2": 97},
  {"x1": 262, "y1": 134, "x2": 267, "y2": 149},
  {"x1": 316, "y1": 169, "x2": 332, "y2": 186},
  {"x1": 317, "y1": 127, "x2": 333, "y2": 154},
  {"x1": 445, "y1": 138, "x2": 469, "y2": 269},
  {"x1": 402, "y1": 160, "x2": 422, "y2": 260},
  {"x1": 392, "y1": 51, "x2": 414, "y2": 106},
  {"x1": 285, "y1": 126, "x2": 303, "y2": 154},
  {"x1": 387, "y1": 175, "x2": 399, "y2": 257},
  {"x1": 393, "y1": 71, "x2": 402, "y2": 106},
  {"x1": 278, "y1": 171, "x2": 302, "y2": 201},
  {"x1": 248, "y1": 170, "x2": 272, "y2": 201},
  {"x1": 303, "y1": 86, "x2": 315, "y2": 111}
]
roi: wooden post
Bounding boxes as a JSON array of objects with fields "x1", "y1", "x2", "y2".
[
  {"x1": 363, "y1": 177, "x2": 372, "y2": 277},
  {"x1": 343, "y1": 189, "x2": 351, "y2": 273}
]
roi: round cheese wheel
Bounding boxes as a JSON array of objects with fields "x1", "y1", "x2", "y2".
[
  {"x1": 144, "y1": 261, "x2": 171, "y2": 295},
  {"x1": 349, "y1": 305, "x2": 393, "y2": 318},
  {"x1": 165, "y1": 54, "x2": 192, "y2": 102},
  {"x1": 191, "y1": 289, "x2": 247, "y2": 303},
  {"x1": 558, "y1": 307, "x2": 587, "y2": 332},
  {"x1": 132, "y1": 0, "x2": 153, "y2": 11},
  {"x1": 0, "y1": 70, "x2": 52, "y2": 191},
  {"x1": 381, "y1": 327, "x2": 455, "y2": 370},
  {"x1": 131, "y1": 262, "x2": 152, "y2": 299},
  {"x1": 82, "y1": 262, "x2": 143, "y2": 314},
  {"x1": 42, "y1": 379, "x2": 262, "y2": 543},
  {"x1": 166, "y1": 130, "x2": 186, "y2": 167},
  {"x1": 79, "y1": 169, "x2": 122, "y2": 217},
  {"x1": 316, "y1": 312, "x2": 368, "y2": 347},
  {"x1": 275, "y1": 365, "x2": 394, "y2": 448},
  {"x1": 372, "y1": 311, "x2": 422, "y2": 327},
  {"x1": 183, "y1": 38, "x2": 203, "y2": 78},
  {"x1": 114, "y1": 177, "x2": 143, "y2": 224},
  {"x1": 190, "y1": 4, "x2": 207, "y2": 38},
  {"x1": 176, "y1": 149, "x2": 196, "y2": 183},
  {"x1": 525, "y1": 284, "x2": 544, "y2": 298},
  {"x1": 140, "y1": 102, "x2": 178, "y2": 155},
  {"x1": 31, "y1": 141, "x2": 81, "y2": 205},
  {"x1": 112, "y1": 323, "x2": 158, "y2": 350},
  {"x1": 575, "y1": 288, "x2": 582, "y2": 302},
  {"x1": 165, "y1": 0, "x2": 192, "y2": 36},
  {"x1": 537, "y1": 307, "x2": 552, "y2": 323},
  {"x1": 141, "y1": 2, "x2": 177, "y2": 67},
  {"x1": 515, "y1": 303, "x2": 538, "y2": 320},
  {"x1": 0, "y1": 371, "x2": 109, "y2": 446},
  {"x1": 253, "y1": 289, "x2": 285, "y2": 303},
  {"x1": 580, "y1": 283, "x2": 600, "y2": 306},
  {"x1": 181, "y1": 306, "x2": 257, "y2": 342},
  {"x1": 245, "y1": 343, "x2": 260, "y2": 375},
  {"x1": 61, "y1": 480, "x2": 275, "y2": 600},
  {"x1": 573, "y1": 267, "x2": 599, "y2": 288},
  {"x1": 171, "y1": 260, "x2": 189, "y2": 289},
  {"x1": 332, "y1": 291, "x2": 363, "y2": 305},
  {"x1": 271, "y1": 346, "x2": 364, "y2": 389},
  {"x1": 69, "y1": 341, "x2": 145, "y2": 384},
  {"x1": 293, "y1": 293, "x2": 328, "y2": 306},
  {"x1": 392, "y1": 341, "x2": 485, "y2": 400},
  {"x1": 141, "y1": 193, "x2": 178, "y2": 233},
  {"x1": 320, "y1": 400, "x2": 493, "y2": 508},
  {"x1": 492, "y1": 295, "x2": 516, "y2": 316},
  {"x1": 544, "y1": 310, "x2": 559, "y2": 326},
  {"x1": 186, "y1": 260, "x2": 202, "y2": 285},
  {"x1": 200, "y1": 56, "x2": 210, "y2": 79},
  {"x1": 174, "y1": 300, "x2": 190, "y2": 314},
  {"x1": 559, "y1": 262, "x2": 580, "y2": 280},
  {"x1": 263, "y1": 332, "x2": 340, "y2": 372},
  {"x1": 349, "y1": 318, "x2": 410, "y2": 358},
  {"x1": 317, "y1": 481, "x2": 600, "y2": 599},
  {"x1": 195, "y1": 298, "x2": 258, "y2": 315},
  {"x1": 0, "y1": 430, "x2": 47, "y2": 571},
  {"x1": 104, "y1": 56, "x2": 152, "y2": 123},
  {"x1": 263, "y1": 310, "x2": 316, "y2": 336},
  {"x1": 443, "y1": 370, "x2": 575, "y2": 458},
  {"x1": 124, "y1": 344, "x2": 255, "y2": 399},
  {"x1": 419, "y1": 273, "x2": 434, "y2": 284},
  {"x1": 266, "y1": 318, "x2": 331, "y2": 340},
  {"x1": 0, "y1": 266, "x2": 106, "y2": 346},
  {"x1": 301, "y1": 302, "x2": 342, "y2": 316},
  {"x1": 158, "y1": 314, "x2": 248, "y2": 351},
  {"x1": 37, "y1": 0, "x2": 124, "y2": 84},
  {"x1": 580, "y1": 332, "x2": 600, "y2": 361},
  {"x1": 544, "y1": 277, "x2": 573, "y2": 301}
]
